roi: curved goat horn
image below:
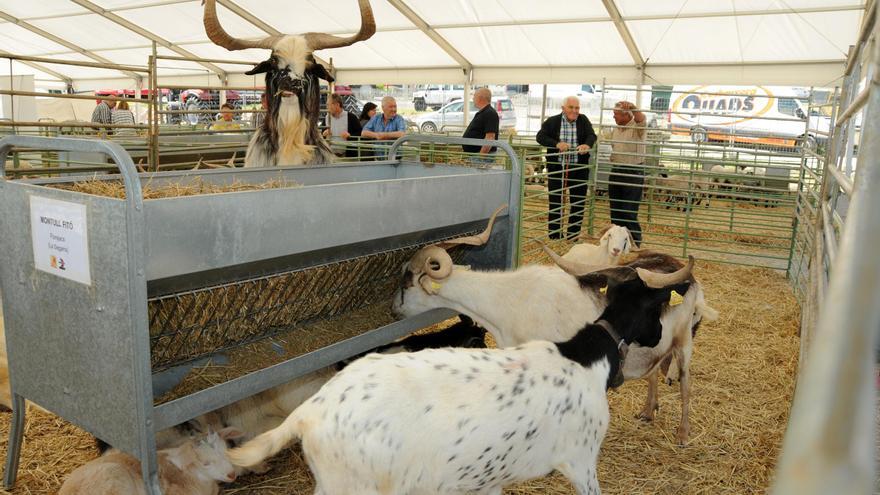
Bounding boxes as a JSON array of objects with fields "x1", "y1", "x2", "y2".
[
  {"x1": 437, "y1": 204, "x2": 508, "y2": 248},
  {"x1": 203, "y1": 0, "x2": 279, "y2": 51},
  {"x1": 541, "y1": 243, "x2": 604, "y2": 276},
  {"x1": 304, "y1": 0, "x2": 377, "y2": 51},
  {"x1": 409, "y1": 246, "x2": 454, "y2": 294},
  {"x1": 636, "y1": 255, "x2": 694, "y2": 288}
]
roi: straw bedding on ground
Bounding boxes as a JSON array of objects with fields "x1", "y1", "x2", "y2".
[{"x1": 0, "y1": 255, "x2": 800, "y2": 494}]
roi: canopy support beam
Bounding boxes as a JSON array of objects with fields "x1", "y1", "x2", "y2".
[
  {"x1": 70, "y1": 0, "x2": 227, "y2": 80},
  {"x1": 0, "y1": 11, "x2": 140, "y2": 82},
  {"x1": 386, "y1": 0, "x2": 473, "y2": 74}
]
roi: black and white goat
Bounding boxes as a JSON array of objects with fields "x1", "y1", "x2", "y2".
[
  {"x1": 227, "y1": 260, "x2": 696, "y2": 494},
  {"x1": 202, "y1": 0, "x2": 375, "y2": 167},
  {"x1": 393, "y1": 207, "x2": 717, "y2": 444}
]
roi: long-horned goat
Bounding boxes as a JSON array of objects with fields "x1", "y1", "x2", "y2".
[
  {"x1": 393, "y1": 210, "x2": 717, "y2": 444},
  {"x1": 563, "y1": 224, "x2": 635, "y2": 266},
  {"x1": 60, "y1": 428, "x2": 241, "y2": 495},
  {"x1": 227, "y1": 260, "x2": 695, "y2": 494},
  {"x1": 202, "y1": 0, "x2": 375, "y2": 167}
]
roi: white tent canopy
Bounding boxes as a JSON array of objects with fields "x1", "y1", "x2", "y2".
[{"x1": 0, "y1": 0, "x2": 866, "y2": 90}]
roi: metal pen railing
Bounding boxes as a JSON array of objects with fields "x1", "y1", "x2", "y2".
[{"x1": 771, "y1": 0, "x2": 879, "y2": 492}]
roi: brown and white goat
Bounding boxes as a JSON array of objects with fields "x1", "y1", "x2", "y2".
[
  {"x1": 60, "y1": 428, "x2": 240, "y2": 495},
  {"x1": 202, "y1": 0, "x2": 375, "y2": 167}
]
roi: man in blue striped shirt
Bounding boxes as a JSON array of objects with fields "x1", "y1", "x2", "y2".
[{"x1": 362, "y1": 96, "x2": 407, "y2": 159}]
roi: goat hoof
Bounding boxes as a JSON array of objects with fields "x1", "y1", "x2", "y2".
[
  {"x1": 636, "y1": 412, "x2": 655, "y2": 423},
  {"x1": 676, "y1": 428, "x2": 689, "y2": 446}
]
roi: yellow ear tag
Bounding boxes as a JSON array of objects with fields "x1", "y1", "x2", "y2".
[
  {"x1": 599, "y1": 285, "x2": 608, "y2": 294},
  {"x1": 430, "y1": 281, "x2": 442, "y2": 291},
  {"x1": 669, "y1": 290, "x2": 684, "y2": 306}
]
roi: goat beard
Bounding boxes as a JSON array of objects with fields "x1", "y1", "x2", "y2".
[{"x1": 276, "y1": 99, "x2": 314, "y2": 165}]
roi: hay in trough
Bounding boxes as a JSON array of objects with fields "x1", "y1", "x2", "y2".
[
  {"x1": 52, "y1": 175, "x2": 302, "y2": 199},
  {"x1": 0, "y1": 256, "x2": 800, "y2": 494},
  {"x1": 155, "y1": 300, "x2": 397, "y2": 404}
]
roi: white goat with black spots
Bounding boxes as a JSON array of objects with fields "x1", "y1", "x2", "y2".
[
  {"x1": 228, "y1": 260, "x2": 697, "y2": 494},
  {"x1": 393, "y1": 207, "x2": 717, "y2": 445}
]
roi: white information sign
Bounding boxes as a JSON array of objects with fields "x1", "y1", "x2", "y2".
[{"x1": 30, "y1": 195, "x2": 91, "y2": 285}]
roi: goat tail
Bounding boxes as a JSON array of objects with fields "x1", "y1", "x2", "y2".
[
  {"x1": 226, "y1": 410, "x2": 305, "y2": 468},
  {"x1": 696, "y1": 300, "x2": 719, "y2": 322}
]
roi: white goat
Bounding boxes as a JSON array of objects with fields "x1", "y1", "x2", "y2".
[
  {"x1": 228, "y1": 261, "x2": 696, "y2": 494},
  {"x1": 563, "y1": 224, "x2": 634, "y2": 266},
  {"x1": 60, "y1": 428, "x2": 240, "y2": 495},
  {"x1": 394, "y1": 208, "x2": 717, "y2": 444}
]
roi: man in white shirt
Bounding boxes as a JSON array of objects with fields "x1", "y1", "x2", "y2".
[{"x1": 323, "y1": 93, "x2": 362, "y2": 158}]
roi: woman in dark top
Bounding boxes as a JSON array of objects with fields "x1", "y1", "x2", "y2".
[
  {"x1": 357, "y1": 102, "x2": 379, "y2": 160},
  {"x1": 359, "y1": 102, "x2": 378, "y2": 127}
]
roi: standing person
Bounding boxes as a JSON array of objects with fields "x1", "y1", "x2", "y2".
[
  {"x1": 461, "y1": 87, "x2": 499, "y2": 165},
  {"x1": 604, "y1": 100, "x2": 647, "y2": 246},
  {"x1": 111, "y1": 100, "x2": 136, "y2": 136},
  {"x1": 251, "y1": 92, "x2": 268, "y2": 129},
  {"x1": 211, "y1": 103, "x2": 241, "y2": 131},
  {"x1": 91, "y1": 98, "x2": 115, "y2": 134},
  {"x1": 322, "y1": 93, "x2": 363, "y2": 158},
  {"x1": 536, "y1": 96, "x2": 597, "y2": 240},
  {"x1": 361, "y1": 96, "x2": 407, "y2": 159}
]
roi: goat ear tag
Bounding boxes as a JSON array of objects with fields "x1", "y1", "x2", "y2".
[
  {"x1": 599, "y1": 285, "x2": 608, "y2": 294},
  {"x1": 430, "y1": 281, "x2": 442, "y2": 291},
  {"x1": 669, "y1": 290, "x2": 684, "y2": 306}
]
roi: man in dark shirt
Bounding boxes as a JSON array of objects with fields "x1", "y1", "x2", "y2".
[{"x1": 462, "y1": 87, "x2": 499, "y2": 164}]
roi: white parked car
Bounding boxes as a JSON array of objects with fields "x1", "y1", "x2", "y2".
[{"x1": 413, "y1": 98, "x2": 517, "y2": 133}]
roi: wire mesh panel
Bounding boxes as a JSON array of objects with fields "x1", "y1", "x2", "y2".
[{"x1": 147, "y1": 240, "x2": 469, "y2": 371}]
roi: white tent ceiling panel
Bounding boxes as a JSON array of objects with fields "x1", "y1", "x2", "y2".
[
  {"x1": 736, "y1": 11, "x2": 860, "y2": 61},
  {"x1": 437, "y1": 22, "x2": 631, "y2": 66},
  {"x1": 630, "y1": 17, "x2": 749, "y2": 64},
  {"x1": 0, "y1": 22, "x2": 72, "y2": 55},
  {"x1": 629, "y1": 11, "x2": 857, "y2": 64},
  {"x1": 29, "y1": 14, "x2": 150, "y2": 50},
  {"x1": 403, "y1": 0, "x2": 607, "y2": 25},
  {"x1": 0, "y1": 0, "x2": 867, "y2": 86},
  {"x1": 115, "y1": 3, "x2": 265, "y2": 44},
  {"x1": 92, "y1": 0, "x2": 181, "y2": 9},
  {"x1": 0, "y1": 0, "x2": 87, "y2": 19},
  {"x1": 230, "y1": 0, "x2": 414, "y2": 34},
  {"x1": 36, "y1": 52, "x2": 128, "y2": 79},
  {"x1": 616, "y1": 0, "x2": 864, "y2": 17},
  {"x1": 92, "y1": 46, "x2": 208, "y2": 76},
  {"x1": 315, "y1": 30, "x2": 457, "y2": 68},
  {"x1": 6, "y1": 60, "x2": 61, "y2": 81},
  {"x1": 182, "y1": 42, "x2": 267, "y2": 64}
]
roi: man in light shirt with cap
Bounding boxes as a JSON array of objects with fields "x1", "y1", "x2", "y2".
[{"x1": 604, "y1": 100, "x2": 647, "y2": 246}]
